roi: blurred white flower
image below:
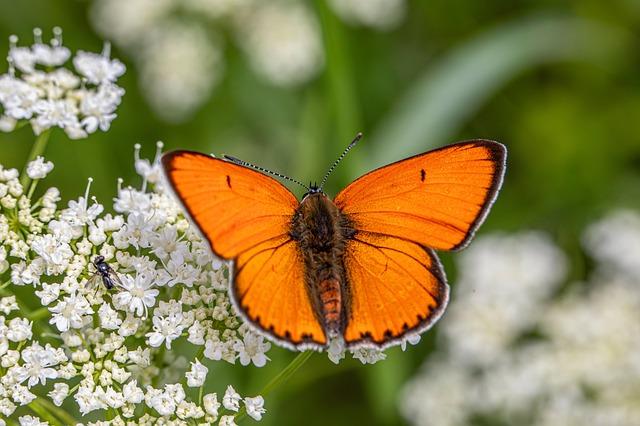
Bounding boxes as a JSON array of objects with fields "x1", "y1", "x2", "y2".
[
  {"x1": 442, "y1": 231, "x2": 567, "y2": 366},
  {"x1": 401, "y1": 222, "x2": 640, "y2": 426},
  {"x1": 235, "y1": 1, "x2": 324, "y2": 87},
  {"x1": 0, "y1": 28, "x2": 125, "y2": 139},
  {"x1": 328, "y1": 0, "x2": 406, "y2": 29},
  {"x1": 583, "y1": 209, "x2": 640, "y2": 278},
  {"x1": 138, "y1": 22, "x2": 222, "y2": 122}
]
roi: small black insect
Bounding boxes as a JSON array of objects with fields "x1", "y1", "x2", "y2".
[{"x1": 89, "y1": 255, "x2": 123, "y2": 291}]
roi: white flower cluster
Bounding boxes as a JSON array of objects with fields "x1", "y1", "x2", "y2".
[
  {"x1": 0, "y1": 143, "x2": 269, "y2": 424},
  {"x1": 0, "y1": 28, "x2": 125, "y2": 139},
  {"x1": 89, "y1": 0, "x2": 403, "y2": 121},
  {"x1": 400, "y1": 221, "x2": 640, "y2": 426}
]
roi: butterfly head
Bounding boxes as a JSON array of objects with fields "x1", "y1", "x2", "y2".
[{"x1": 302, "y1": 182, "x2": 324, "y2": 199}]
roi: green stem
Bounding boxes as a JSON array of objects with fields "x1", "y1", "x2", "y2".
[
  {"x1": 235, "y1": 351, "x2": 314, "y2": 423},
  {"x1": 27, "y1": 306, "x2": 50, "y2": 321},
  {"x1": 20, "y1": 129, "x2": 52, "y2": 188},
  {"x1": 35, "y1": 397, "x2": 79, "y2": 425},
  {"x1": 28, "y1": 399, "x2": 62, "y2": 426}
]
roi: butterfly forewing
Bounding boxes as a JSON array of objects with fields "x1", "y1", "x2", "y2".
[
  {"x1": 334, "y1": 140, "x2": 506, "y2": 251},
  {"x1": 162, "y1": 151, "x2": 298, "y2": 258}
]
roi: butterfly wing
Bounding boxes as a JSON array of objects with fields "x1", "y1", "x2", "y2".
[
  {"x1": 163, "y1": 151, "x2": 326, "y2": 348},
  {"x1": 232, "y1": 235, "x2": 326, "y2": 348},
  {"x1": 343, "y1": 232, "x2": 448, "y2": 348},
  {"x1": 335, "y1": 140, "x2": 506, "y2": 251},
  {"x1": 335, "y1": 140, "x2": 505, "y2": 348}
]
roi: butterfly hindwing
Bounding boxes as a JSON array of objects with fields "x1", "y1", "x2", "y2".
[
  {"x1": 233, "y1": 236, "x2": 327, "y2": 348},
  {"x1": 335, "y1": 140, "x2": 506, "y2": 251},
  {"x1": 343, "y1": 231, "x2": 448, "y2": 348}
]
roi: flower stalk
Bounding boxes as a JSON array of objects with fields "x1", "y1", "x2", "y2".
[
  {"x1": 235, "y1": 350, "x2": 314, "y2": 422},
  {"x1": 20, "y1": 128, "x2": 51, "y2": 188}
]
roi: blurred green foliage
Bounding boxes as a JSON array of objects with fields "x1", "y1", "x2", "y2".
[{"x1": 1, "y1": 0, "x2": 639, "y2": 425}]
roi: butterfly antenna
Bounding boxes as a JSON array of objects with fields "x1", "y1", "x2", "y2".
[
  {"x1": 319, "y1": 132, "x2": 362, "y2": 191},
  {"x1": 224, "y1": 155, "x2": 310, "y2": 191}
]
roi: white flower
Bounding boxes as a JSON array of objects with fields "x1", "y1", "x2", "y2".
[
  {"x1": 145, "y1": 313, "x2": 184, "y2": 349},
  {"x1": 134, "y1": 141, "x2": 164, "y2": 184},
  {"x1": 352, "y1": 347, "x2": 387, "y2": 365},
  {"x1": 79, "y1": 83, "x2": 123, "y2": 133},
  {"x1": 98, "y1": 303, "x2": 123, "y2": 330},
  {"x1": 113, "y1": 271, "x2": 159, "y2": 317},
  {"x1": 327, "y1": 337, "x2": 346, "y2": 364},
  {"x1": 26, "y1": 156, "x2": 54, "y2": 179},
  {"x1": 222, "y1": 385, "x2": 241, "y2": 411},
  {"x1": 244, "y1": 395, "x2": 266, "y2": 421},
  {"x1": 203, "y1": 393, "x2": 220, "y2": 417},
  {"x1": 73, "y1": 44, "x2": 126, "y2": 84},
  {"x1": 60, "y1": 180, "x2": 104, "y2": 227},
  {"x1": 123, "y1": 380, "x2": 144, "y2": 404},
  {"x1": 48, "y1": 383, "x2": 69, "y2": 406},
  {"x1": 11, "y1": 384, "x2": 37, "y2": 405},
  {"x1": 34, "y1": 282, "x2": 60, "y2": 306},
  {"x1": 185, "y1": 358, "x2": 208, "y2": 387},
  {"x1": 6, "y1": 318, "x2": 32, "y2": 342},
  {"x1": 31, "y1": 234, "x2": 74, "y2": 274},
  {"x1": 0, "y1": 296, "x2": 18, "y2": 314},
  {"x1": 233, "y1": 332, "x2": 270, "y2": 367},
  {"x1": 15, "y1": 342, "x2": 59, "y2": 387},
  {"x1": 0, "y1": 28, "x2": 125, "y2": 138},
  {"x1": 48, "y1": 293, "x2": 93, "y2": 332},
  {"x1": 219, "y1": 415, "x2": 238, "y2": 426},
  {"x1": 18, "y1": 415, "x2": 48, "y2": 426},
  {"x1": 150, "y1": 390, "x2": 176, "y2": 416}
]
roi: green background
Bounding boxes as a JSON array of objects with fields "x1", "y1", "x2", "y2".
[{"x1": 1, "y1": 0, "x2": 640, "y2": 425}]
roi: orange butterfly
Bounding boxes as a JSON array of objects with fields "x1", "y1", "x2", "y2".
[{"x1": 162, "y1": 136, "x2": 506, "y2": 350}]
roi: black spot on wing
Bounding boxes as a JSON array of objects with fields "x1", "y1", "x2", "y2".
[
  {"x1": 420, "y1": 169, "x2": 426, "y2": 182},
  {"x1": 226, "y1": 175, "x2": 232, "y2": 188}
]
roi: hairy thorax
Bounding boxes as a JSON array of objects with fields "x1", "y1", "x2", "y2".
[{"x1": 289, "y1": 192, "x2": 355, "y2": 337}]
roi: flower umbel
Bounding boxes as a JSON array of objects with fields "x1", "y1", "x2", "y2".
[
  {"x1": 0, "y1": 27, "x2": 125, "y2": 139},
  {"x1": 0, "y1": 141, "x2": 269, "y2": 424}
]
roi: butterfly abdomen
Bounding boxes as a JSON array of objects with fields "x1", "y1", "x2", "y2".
[{"x1": 290, "y1": 193, "x2": 354, "y2": 337}]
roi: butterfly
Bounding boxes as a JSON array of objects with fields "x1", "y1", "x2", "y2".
[{"x1": 162, "y1": 136, "x2": 506, "y2": 350}]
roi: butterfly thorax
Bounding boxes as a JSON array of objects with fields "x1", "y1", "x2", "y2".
[{"x1": 290, "y1": 193, "x2": 355, "y2": 337}]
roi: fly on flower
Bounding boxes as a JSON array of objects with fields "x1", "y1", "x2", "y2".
[{"x1": 87, "y1": 255, "x2": 124, "y2": 291}]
